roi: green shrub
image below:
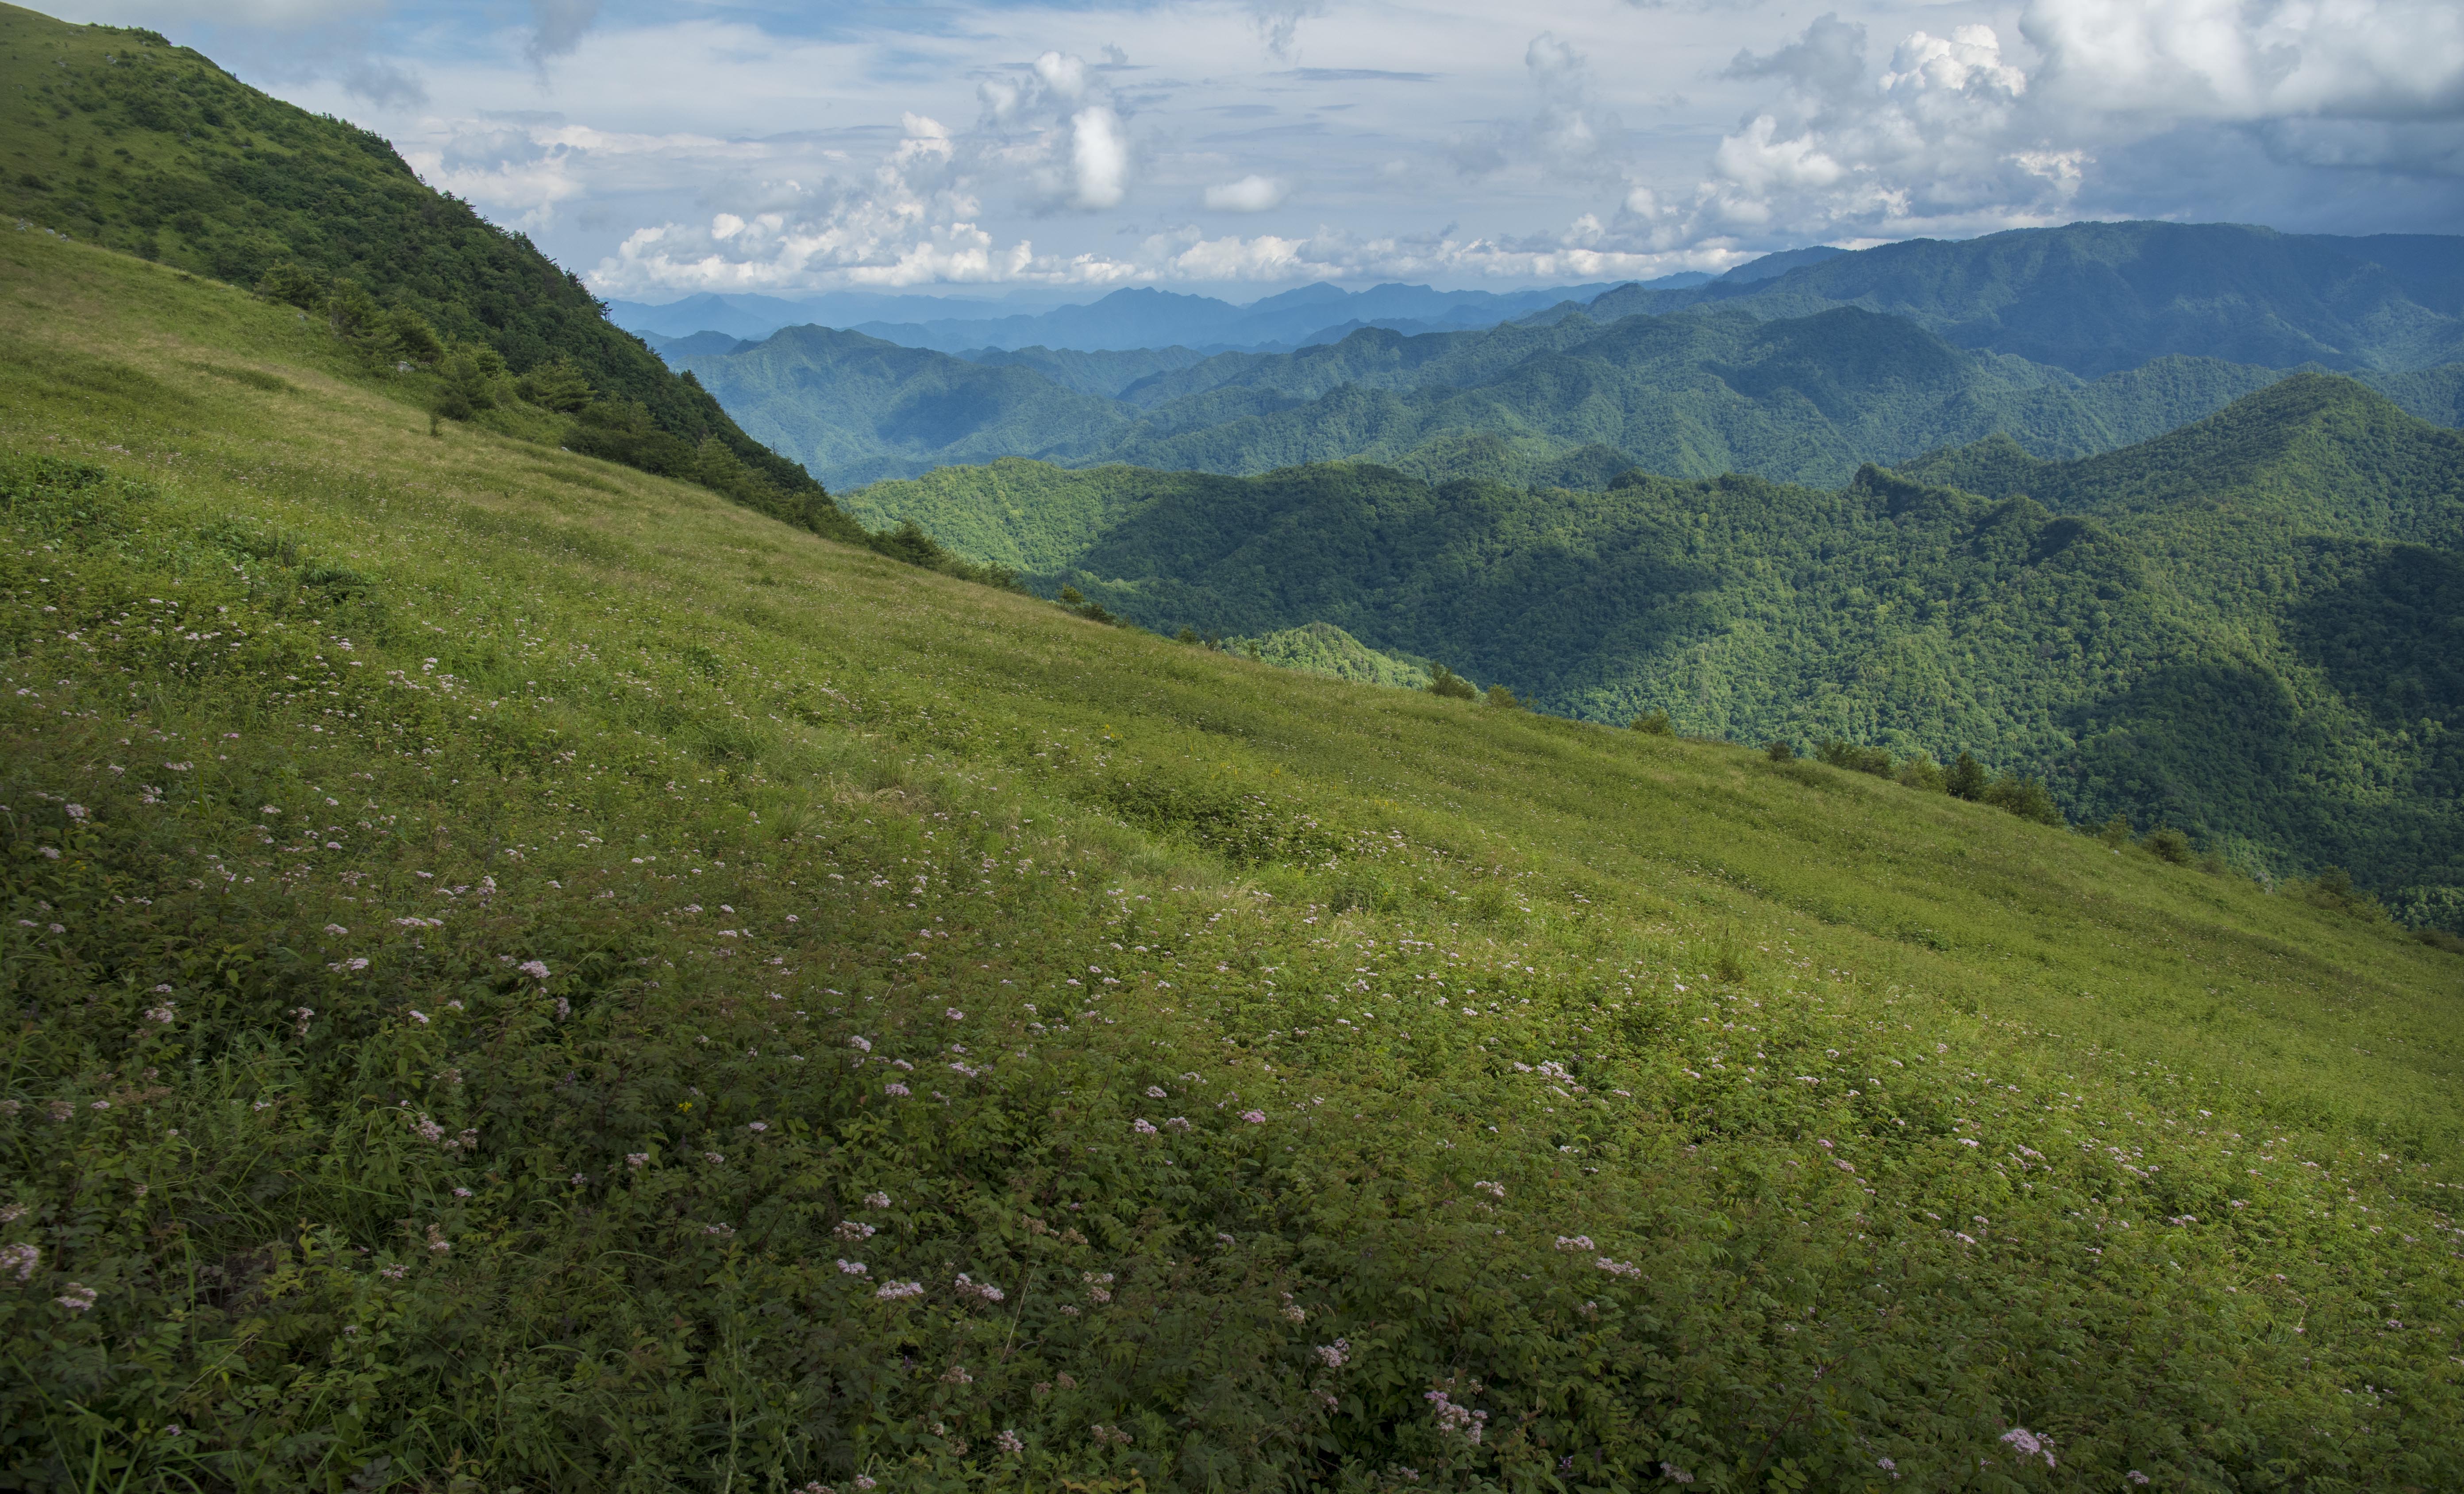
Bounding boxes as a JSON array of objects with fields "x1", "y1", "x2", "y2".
[
  {"x1": 1894, "y1": 751, "x2": 1945, "y2": 792},
  {"x1": 1484, "y1": 682, "x2": 1521, "y2": 709},
  {"x1": 1816, "y1": 738, "x2": 1893, "y2": 777},
  {"x1": 2098, "y1": 814, "x2": 2134, "y2": 847},
  {"x1": 1427, "y1": 663, "x2": 1477, "y2": 700},
  {"x1": 1764, "y1": 737, "x2": 1795, "y2": 761},
  {"x1": 517, "y1": 355, "x2": 595, "y2": 412},
  {"x1": 2144, "y1": 827, "x2": 2194, "y2": 864},
  {"x1": 1982, "y1": 773, "x2": 2066, "y2": 826},
  {"x1": 1944, "y1": 751, "x2": 1987, "y2": 801},
  {"x1": 1632, "y1": 709, "x2": 1675, "y2": 735}
]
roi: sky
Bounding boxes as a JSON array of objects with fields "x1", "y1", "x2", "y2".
[{"x1": 46, "y1": 0, "x2": 2464, "y2": 302}]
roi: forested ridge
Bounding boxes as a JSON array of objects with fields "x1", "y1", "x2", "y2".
[{"x1": 848, "y1": 376, "x2": 2464, "y2": 920}]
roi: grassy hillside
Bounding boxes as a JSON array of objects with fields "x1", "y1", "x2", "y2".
[
  {"x1": 1578, "y1": 221, "x2": 2464, "y2": 377},
  {"x1": 6, "y1": 220, "x2": 2464, "y2": 1493},
  {"x1": 846, "y1": 380, "x2": 2464, "y2": 906},
  {"x1": 0, "y1": 2, "x2": 821, "y2": 508}
]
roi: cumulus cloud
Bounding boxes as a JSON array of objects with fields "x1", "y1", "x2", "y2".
[
  {"x1": 979, "y1": 50, "x2": 1142, "y2": 213},
  {"x1": 1452, "y1": 32, "x2": 1630, "y2": 185},
  {"x1": 2022, "y1": 0, "x2": 2464, "y2": 121},
  {"x1": 1205, "y1": 173, "x2": 1290, "y2": 211}
]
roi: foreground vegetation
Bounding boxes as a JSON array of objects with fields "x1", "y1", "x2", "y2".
[{"x1": 5, "y1": 222, "x2": 2464, "y2": 1493}]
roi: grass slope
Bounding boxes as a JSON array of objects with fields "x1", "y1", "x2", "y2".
[
  {"x1": 6, "y1": 230, "x2": 2464, "y2": 1493},
  {"x1": 844, "y1": 380, "x2": 2464, "y2": 903},
  {"x1": 0, "y1": 2, "x2": 818, "y2": 504}
]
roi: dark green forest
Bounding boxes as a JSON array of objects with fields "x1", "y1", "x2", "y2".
[{"x1": 849, "y1": 377, "x2": 2464, "y2": 919}]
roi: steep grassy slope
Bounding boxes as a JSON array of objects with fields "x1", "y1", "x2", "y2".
[
  {"x1": 0, "y1": 2, "x2": 818, "y2": 505},
  {"x1": 845, "y1": 381, "x2": 2464, "y2": 904},
  {"x1": 8, "y1": 230, "x2": 2464, "y2": 1492},
  {"x1": 1577, "y1": 221, "x2": 2464, "y2": 377}
]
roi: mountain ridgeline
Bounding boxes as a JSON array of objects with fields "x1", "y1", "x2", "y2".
[
  {"x1": 845, "y1": 375, "x2": 2464, "y2": 920},
  {"x1": 670, "y1": 221, "x2": 2464, "y2": 493}
]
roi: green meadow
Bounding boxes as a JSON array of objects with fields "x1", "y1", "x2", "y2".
[{"x1": 4, "y1": 228, "x2": 2464, "y2": 1491}]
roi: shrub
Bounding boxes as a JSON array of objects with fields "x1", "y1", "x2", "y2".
[
  {"x1": 1056, "y1": 584, "x2": 1118, "y2": 625},
  {"x1": 1632, "y1": 710, "x2": 1675, "y2": 736},
  {"x1": 1894, "y1": 752, "x2": 1945, "y2": 793},
  {"x1": 1427, "y1": 663, "x2": 1478, "y2": 700},
  {"x1": 2144, "y1": 827, "x2": 2194, "y2": 864},
  {"x1": 1816, "y1": 739, "x2": 1893, "y2": 777},
  {"x1": 253, "y1": 259, "x2": 323, "y2": 310},
  {"x1": 518, "y1": 356, "x2": 595, "y2": 413},
  {"x1": 2097, "y1": 815, "x2": 2133, "y2": 848},
  {"x1": 1944, "y1": 751, "x2": 1987, "y2": 801},
  {"x1": 1485, "y1": 682, "x2": 1521, "y2": 709},
  {"x1": 1982, "y1": 774, "x2": 2066, "y2": 827},
  {"x1": 1765, "y1": 738, "x2": 1794, "y2": 762}
]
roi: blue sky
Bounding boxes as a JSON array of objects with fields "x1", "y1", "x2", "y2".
[{"x1": 50, "y1": 0, "x2": 2464, "y2": 301}]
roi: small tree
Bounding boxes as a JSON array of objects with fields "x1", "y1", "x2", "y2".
[
  {"x1": 2097, "y1": 814, "x2": 2133, "y2": 847},
  {"x1": 1485, "y1": 683, "x2": 1521, "y2": 709},
  {"x1": 255, "y1": 260, "x2": 323, "y2": 310},
  {"x1": 1944, "y1": 751, "x2": 1987, "y2": 801},
  {"x1": 1894, "y1": 752, "x2": 1946, "y2": 792},
  {"x1": 1632, "y1": 710, "x2": 1674, "y2": 736},
  {"x1": 1427, "y1": 664, "x2": 1478, "y2": 701},
  {"x1": 519, "y1": 357, "x2": 595, "y2": 412},
  {"x1": 1982, "y1": 774, "x2": 2065, "y2": 826},
  {"x1": 1764, "y1": 738, "x2": 1794, "y2": 762}
]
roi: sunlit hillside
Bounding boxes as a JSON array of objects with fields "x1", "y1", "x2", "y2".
[{"x1": 4, "y1": 227, "x2": 2464, "y2": 1492}]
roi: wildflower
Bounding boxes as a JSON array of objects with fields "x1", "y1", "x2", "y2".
[
  {"x1": 37, "y1": 847, "x2": 59, "y2": 859},
  {"x1": 144, "y1": 1002, "x2": 175, "y2": 1024},
  {"x1": 2125, "y1": 1474, "x2": 2150, "y2": 1486},
  {"x1": 837, "y1": 1259, "x2": 868, "y2": 1275},
  {"x1": 554, "y1": 997, "x2": 570, "y2": 1019},
  {"x1": 518, "y1": 960, "x2": 550, "y2": 981},
  {"x1": 940, "y1": 1363, "x2": 974, "y2": 1384},
  {"x1": 849, "y1": 1035, "x2": 873, "y2": 1052},
  {"x1": 54, "y1": 1284, "x2": 97, "y2": 1314},
  {"x1": 262, "y1": 806, "x2": 279, "y2": 816},
  {"x1": 0, "y1": 1243, "x2": 37, "y2": 1279},
  {"x1": 1425, "y1": 1390, "x2": 1487, "y2": 1443},
  {"x1": 1241, "y1": 1109, "x2": 1267, "y2": 1124},
  {"x1": 1594, "y1": 1257, "x2": 1643, "y2": 1278},
  {"x1": 864, "y1": 1190, "x2": 892, "y2": 1208},
  {"x1": 413, "y1": 1116, "x2": 445, "y2": 1144},
  {"x1": 1474, "y1": 1180, "x2": 1505, "y2": 1198},
  {"x1": 855, "y1": 1479, "x2": 877, "y2": 1491},
  {"x1": 704, "y1": 1223, "x2": 735, "y2": 1237},
  {"x1": 1315, "y1": 1339, "x2": 1350, "y2": 1369},
  {"x1": 64, "y1": 804, "x2": 86, "y2": 820},
  {"x1": 1166, "y1": 1116, "x2": 1191, "y2": 1131},
  {"x1": 1555, "y1": 1235, "x2": 1595, "y2": 1252},
  {"x1": 836, "y1": 1221, "x2": 877, "y2": 1241},
  {"x1": 426, "y1": 1224, "x2": 450, "y2": 1255},
  {"x1": 1659, "y1": 1464, "x2": 1693, "y2": 1484},
  {"x1": 1133, "y1": 1118, "x2": 1158, "y2": 1135},
  {"x1": 452, "y1": 1186, "x2": 473, "y2": 1198},
  {"x1": 1090, "y1": 1424, "x2": 1134, "y2": 1447},
  {"x1": 1999, "y1": 1428, "x2": 2056, "y2": 1468},
  {"x1": 956, "y1": 1273, "x2": 1005, "y2": 1302},
  {"x1": 408, "y1": 1009, "x2": 428, "y2": 1024},
  {"x1": 380, "y1": 1263, "x2": 407, "y2": 1279},
  {"x1": 875, "y1": 1279, "x2": 925, "y2": 1300},
  {"x1": 998, "y1": 1429, "x2": 1024, "y2": 1455},
  {"x1": 884, "y1": 1082, "x2": 910, "y2": 1097},
  {"x1": 945, "y1": 1008, "x2": 965, "y2": 1021},
  {"x1": 705, "y1": 1151, "x2": 725, "y2": 1164},
  {"x1": 1878, "y1": 1458, "x2": 1898, "y2": 1478},
  {"x1": 628, "y1": 1153, "x2": 649, "y2": 1168},
  {"x1": 1146, "y1": 1085, "x2": 1167, "y2": 1098},
  {"x1": 325, "y1": 924, "x2": 349, "y2": 936},
  {"x1": 747, "y1": 1120, "x2": 768, "y2": 1132}
]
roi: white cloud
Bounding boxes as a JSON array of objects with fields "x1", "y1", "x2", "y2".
[
  {"x1": 2022, "y1": 0, "x2": 2464, "y2": 121},
  {"x1": 1070, "y1": 107, "x2": 1130, "y2": 209},
  {"x1": 527, "y1": 0, "x2": 600, "y2": 65},
  {"x1": 1205, "y1": 173, "x2": 1290, "y2": 211}
]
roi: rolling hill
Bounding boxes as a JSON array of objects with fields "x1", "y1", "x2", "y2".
[
  {"x1": 845, "y1": 377, "x2": 2464, "y2": 912},
  {"x1": 6, "y1": 211, "x2": 2464, "y2": 1494}
]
